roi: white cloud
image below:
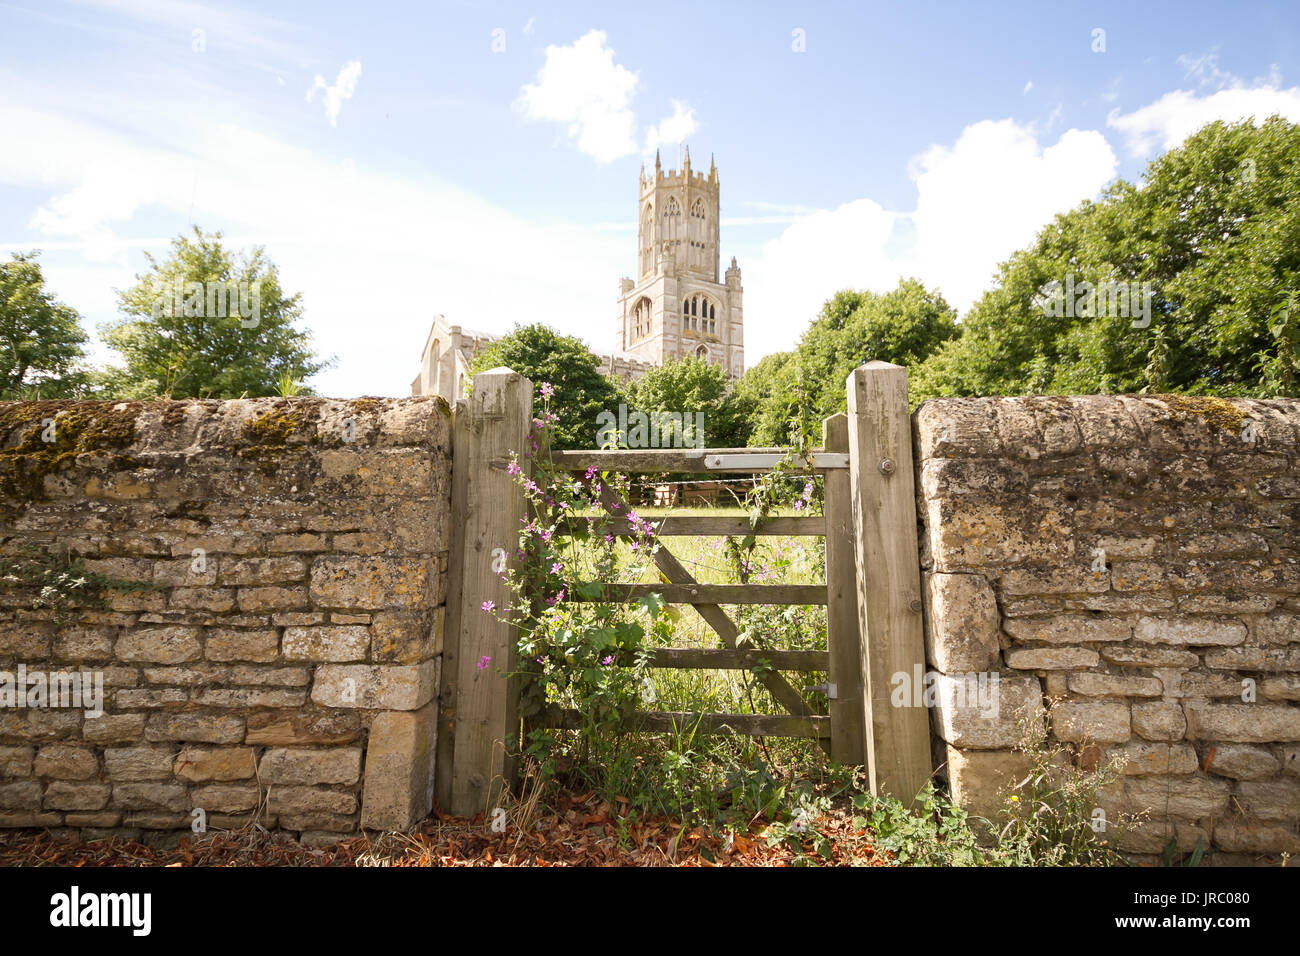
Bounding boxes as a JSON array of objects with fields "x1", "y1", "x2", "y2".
[
  {"x1": 643, "y1": 100, "x2": 698, "y2": 154},
  {"x1": 1177, "y1": 52, "x2": 1238, "y2": 89},
  {"x1": 516, "y1": 30, "x2": 639, "y2": 162},
  {"x1": 307, "y1": 59, "x2": 361, "y2": 127},
  {"x1": 743, "y1": 119, "x2": 1118, "y2": 363},
  {"x1": 1022, "y1": 80, "x2": 1033, "y2": 95},
  {"x1": 1107, "y1": 80, "x2": 1300, "y2": 155},
  {"x1": 0, "y1": 91, "x2": 627, "y2": 397}
]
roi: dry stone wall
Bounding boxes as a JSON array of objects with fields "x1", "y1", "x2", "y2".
[
  {"x1": 915, "y1": 394, "x2": 1300, "y2": 862},
  {"x1": 0, "y1": 396, "x2": 451, "y2": 844}
]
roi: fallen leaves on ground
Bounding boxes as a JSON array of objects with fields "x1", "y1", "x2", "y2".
[{"x1": 0, "y1": 791, "x2": 887, "y2": 867}]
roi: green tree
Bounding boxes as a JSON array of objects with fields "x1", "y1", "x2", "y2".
[
  {"x1": 628, "y1": 356, "x2": 751, "y2": 447},
  {"x1": 468, "y1": 323, "x2": 625, "y2": 449},
  {"x1": 737, "y1": 278, "x2": 958, "y2": 443},
  {"x1": 797, "y1": 279, "x2": 959, "y2": 417},
  {"x1": 913, "y1": 115, "x2": 1300, "y2": 401},
  {"x1": 0, "y1": 252, "x2": 90, "y2": 398},
  {"x1": 99, "y1": 228, "x2": 332, "y2": 398},
  {"x1": 733, "y1": 351, "x2": 802, "y2": 446}
]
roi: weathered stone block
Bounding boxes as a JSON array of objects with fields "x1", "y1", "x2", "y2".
[
  {"x1": 53, "y1": 627, "x2": 116, "y2": 662},
  {"x1": 194, "y1": 688, "x2": 308, "y2": 708},
  {"x1": 1262, "y1": 676, "x2": 1300, "y2": 701},
  {"x1": 1205, "y1": 743, "x2": 1281, "y2": 780},
  {"x1": 1133, "y1": 617, "x2": 1246, "y2": 646},
  {"x1": 111, "y1": 782, "x2": 188, "y2": 812},
  {"x1": 1251, "y1": 614, "x2": 1300, "y2": 645},
  {"x1": 245, "y1": 711, "x2": 360, "y2": 746},
  {"x1": 173, "y1": 746, "x2": 257, "y2": 782},
  {"x1": 190, "y1": 784, "x2": 262, "y2": 813},
  {"x1": 942, "y1": 745, "x2": 1030, "y2": 820},
  {"x1": 169, "y1": 588, "x2": 236, "y2": 613},
  {"x1": 1108, "y1": 742, "x2": 1198, "y2": 775},
  {"x1": 360, "y1": 703, "x2": 436, "y2": 831},
  {"x1": 1231, "y1": 779, "x2": 1300, "y2": 822},
  {"x1": 105, "y1": 746, "x2": 177, "y2": 781},
  {"x1": 1006, "y1": 646, "x2": 1100, "y2": 670},
  {"x1": 1126, "y1": 774, "x2": 1230, "y2": 819},
  {"x1": 237, "y1": 587, "x2": 309, "y2": 612},
  {"x1": 1131, "y1": 701, "x2": 1188, "y2": 741},
  {"x1": 0, "y1": 781, "x2": 42, "y2": 810},
  {"x1": 283, "y1": 626, "x2": 370, "y2": 662},
  {"x1": 259, "y1": 748, "x2": 362, "y2": 786},
  {"x1": 1185, "y1": 703, "x2": 1300, "y2": 742},
  {"x1": 1051, "y1": 701, "x2": 1131, "y2": 744},
  {"x1": 112, "y1": 688, "x2": 189, "y2": 709},
  {"x1": 1118, "y1": 818, "x2": 1211, "y2": 854},
  {"x1": 922, "y1": 573, "x2": 1001, "y2": 673},
  {"x1": 44, "y1": 781, "x2": 111, "y2": 811},
  {"x1": 218, "y1": 556, "x2": 308, "y2": 585},
  {"x1": 114, "y1": 626, "x2": 201, "y2": 664},
  {"x1": 1004, "y1": 617, "x2": 1131, "y2": 645},
  {"x1": 81, "y1": 712, "x2": 146, "y2": 744},
  {"x1": 309, "y1": 556, "x2": 431, "y2": 610},
  {"x1": 1102, "y1": 646, "x2": 1199, "y2": 668},
  {"x1": 1068, "y1": 673, "x2": 1163, "y2": 697},
  {"x1": 1213, "y1": 822, "x2": 1300, "y2": 854},
  {"x1": 930, "y1": 673, "x2": 1043, "y2": 749},
  {"x1": 204, "y1": 628, "x2": 280, "y2": 663},
  {"x1": 228, "y1": 666, "x2": 311, "y2": 687},
  {"x1": 0, "y1": 746, "x2": 33, "y2": 778},
  {"x1": 145, "y1": 713, "x2": 244, "y2": 744},
  {"x1": 311, "y1": 661, "x2": 438, "y2": 711},
  {"x1": 371, "y1": 610, "x2": 440, "y2": 664},
  {"x1": 33, "y1": 745, "x2": 98, "y2": 780},
  {"x1": 266, "y1": 786, "x2": 357, "y2": 815},
  {"x1": 1205, "y1": 647, "x2": 1300, "y2": 671}
]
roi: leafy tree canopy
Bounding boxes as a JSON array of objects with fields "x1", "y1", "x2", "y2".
[
  {"x1": 628, "y1": 356, "x2": 751, "y2": 447},
  {"x1": 468, "y1": 322, "x2": 625, "y2": 450},
  {"x1": 913, "y1": 115, "x2": 1300, "y2": 401},
  {"x1": 99, "y1": 227, "x2": 332, "y2": 398},
  {"x1": 737, "y1": 278, "x2": 958, "y2": 444},
  {"x1": 0, "y1": 252, "x2": 90, "y2": 398}
]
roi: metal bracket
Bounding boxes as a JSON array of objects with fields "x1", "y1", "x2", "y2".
[
  {"x1": 804, "y1": 682, "x2": 838, "y2": 700},
  {"x1": 703, "y1": 453, "x2": 849, "y2": 470}
]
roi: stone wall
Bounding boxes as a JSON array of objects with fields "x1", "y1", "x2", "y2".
[
  {"x1": 915, "y1": 394, "x2": 1300, "y2": 863},
  {"x1": 0, "y1": 396, "x2": 451, "y2": 844}
]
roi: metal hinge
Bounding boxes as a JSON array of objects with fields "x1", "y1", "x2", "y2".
[
  {"x1": 804, "y1": 682, "x2": 838, "y2": 700},
  {"x1": 702, "y1": 453, "x2": 849, "y2": 470}
]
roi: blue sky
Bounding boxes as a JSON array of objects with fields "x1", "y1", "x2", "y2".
[{"x1": 2, "y1": 0, "x2": 1298, "y2": 396}]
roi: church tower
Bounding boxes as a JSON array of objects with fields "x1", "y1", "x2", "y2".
[{"x1": 616, "y1": 148, "x2": 744, "y2": 377}]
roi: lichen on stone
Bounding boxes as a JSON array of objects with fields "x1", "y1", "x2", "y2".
[
  {"x1": 1153, "y1": 394, "x2": 1247, "y2": 433},
  {"x1": 242, "y1": 400, "x2": 320, "y2": 447},
  {"x1": 0, "y1": 401, "x2": 143, "y2": 509}
]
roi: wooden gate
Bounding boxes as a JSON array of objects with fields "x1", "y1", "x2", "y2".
[
  {"x1": 535, "y1": 421, "x2": 864, "y2": 760},
  {"x1": 437, "y1": 362, "x2": 931, "y2": 818}
]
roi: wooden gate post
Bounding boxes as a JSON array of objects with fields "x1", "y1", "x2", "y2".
[
  {"x1": 447, "y1": 367, "x2": 533, "y2": 818},
  {"x1": 822, "y1": 412, "x2": 866, "y2": 765},
  {"x1": 845, "y1": 361, "x2": 931, "y2": 802}
]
